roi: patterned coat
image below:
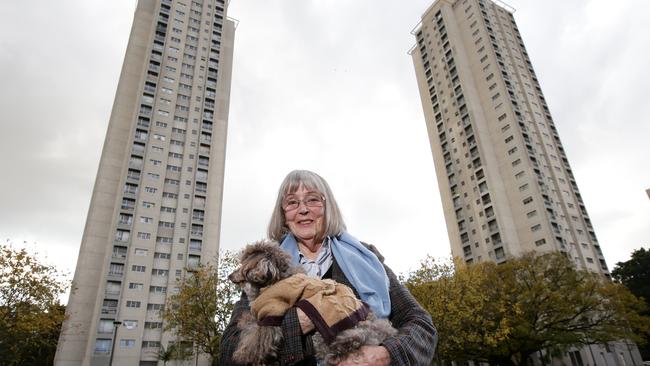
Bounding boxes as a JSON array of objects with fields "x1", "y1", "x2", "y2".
[{"x1": 219, "y1": 243, "x2": 437, "y2": 365}]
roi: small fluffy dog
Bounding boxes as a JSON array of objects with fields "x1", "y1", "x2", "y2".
[{"x1": 229, "y1": 240, "x2": 397, "y2": 365}]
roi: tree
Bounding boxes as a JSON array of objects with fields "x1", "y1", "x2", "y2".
[
  {"x1": 163, "y1": 250, "x2": 240, "y2": 363},
  {"x1": 0, "y1": 241, "x2": 68, "y2": 366},
  {"x1": 612, "y1": 247, "x2": 650, "y2": 359},
  {"x1": 405, "y1": 256, "x2": 512, "y2": 364},
  {"x1": 157, "y1": 342, "x2": 192, "y2": 366},
  {"x1": 405, "y1": 252, "x2": 650, "y2": 366}
]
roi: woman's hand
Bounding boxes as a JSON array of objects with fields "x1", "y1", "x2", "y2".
[
  {"x1": 296, "y1": 308, "x2": 315, "y2": 334},
  {"x1": 336, "y1": 346, "x2": 390, "y2": 366}
]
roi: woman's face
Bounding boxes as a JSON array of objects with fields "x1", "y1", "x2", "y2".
[{"x1": 283, "y1": 185, "x2": 325, "y2": 245}]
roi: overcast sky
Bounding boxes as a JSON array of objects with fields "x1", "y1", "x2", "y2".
[{"x1": 1, "y1": 0, "x2": 648, "y2": 298}]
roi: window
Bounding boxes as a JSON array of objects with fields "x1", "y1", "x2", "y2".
[
  {"x1": 145, "y1": 321, "x2": 163, "y2": 329},
  {"x1": 113, "y1": 245, "x2": 127, "y2": 258},
  {"x1": 140, "y1": 216, "x2": 153, "y2": 224},
  {"x1": 159, "y1": 221, "x2": 174, "y2": 228},
  {"x1": 119, "y1": 214, "x2": 133, "y2": 225},
  {"x1": 156, "y1": 236, "x2": 173, "y2": 244},
  {"x1": 535, "y1": 238, "x2": 546, "y2": 246},
  {"x1": 494, "y1": 247, "x2": 505, "y2": 260},
  {"x1": 144, "y1": 187, "x2": 157, "y2": 194},
  {"x1": 153, "y1": 133, "x2": 166, "y2": 141},
  {"x1": 150, "y1": 285, "x2": 167, "y2": 293},
  {"x1": 161, "y1": 206, "x2": 176, "y2": 213},
  {"x1": 523, "y1": 196, "x2": 533, "y2": 204},
  {"x1": 98, "y1": 319, "x2": 114, "y2": 334},
  {"x1": 142, "y1": 341, "x2": 162, "y2": 348},
  {"x1": 94, "y1": 339, "x2": 111, "y2": 354},
  {"x1": 134, "y1": 248, "x2": 148, "y2": 256},
  {"x1": 105, "y1": 281, "x2": 120, "y2": 295},
  {"x1": 147, "y1": 172, "x2": 160, "y2": 179},
  {"x1": 129, "y1": 282, "x2": 144, "y2": 290},
  {"x1": 152, "y1": 269, "x2": 169, "y2": 276},
  {"x1": 115, "y1": 230, "x2": 130, "y2": 242},
  {"x1": 189, "y1": 239, "x2": 202, "y2": 251},
  {"x1": 162, "y1": 192, "x2": 178, "y2": 199},
  {"x1": 132, "y1": 265, "x2": 146, "y2": 272},
  {"x1": 142, "y1": 201, "x2": 155, "y2": 208},
  {"x1": 147, "y1": 303, "x2": 165, "y2": 311},
  {"x1": 531, "y1": 224, "x2": 541, "y2": 232},
  {"x1": 137, "y1": 232, "x2": 151, "y2": 240},
  {"x1": 120, "y1": 339, "x2": 136, "y2": 348},
  {"x1": 187, "y1": 255, "x2": 201, "y2": 268},
  {"x1": 126, "y1": 301, "x2": 141, "y2": 308},
  {"x1": 154, "y1": 252, "x2": 171, "y2": 259}
]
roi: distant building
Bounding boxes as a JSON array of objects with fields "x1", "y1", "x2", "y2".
[
  {"x1": 646, "y1": 188, "x2": 650, "y2": 200},
  {"x1": 410, "y1": 0, "x2": 641, "y2": 365},
  {"x1": 55, "y1": 0, "x2": 235, "y2": 365}
]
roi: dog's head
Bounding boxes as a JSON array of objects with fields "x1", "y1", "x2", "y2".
[{"x1": 229, "y1": 239, "x2": 298, "y2": 300}]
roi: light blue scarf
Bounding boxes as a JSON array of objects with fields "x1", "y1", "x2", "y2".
[{"x1": 279, "y1": 231, "x2": 391, "y2": 318}]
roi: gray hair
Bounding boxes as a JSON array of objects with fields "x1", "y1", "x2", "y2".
[{"x1": 267, "y1": 170, "x2": 346, "y2": 241}]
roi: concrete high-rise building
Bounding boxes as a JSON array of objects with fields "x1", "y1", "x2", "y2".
[
  {"x1": 55, "y1": 0, "x2": 235, "y2": 364},
  {"x1": 411, "y1": 0, "x2": 608, "y2": 273},
  {"x1": 411, "y1": 0, "x2": 641, "y2": 365}
]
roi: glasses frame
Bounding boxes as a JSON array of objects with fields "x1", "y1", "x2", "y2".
[{"x1": 282, "y1": 194, "x2": 326, "y2": 211}]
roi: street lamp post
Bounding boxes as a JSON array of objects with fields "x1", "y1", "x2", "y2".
[{"x1": 108, "y1": 320, "x2": 122, "y2": 366}]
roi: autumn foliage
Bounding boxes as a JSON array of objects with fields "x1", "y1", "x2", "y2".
[
  {"x1": 162, "y1": 250, "x2": 239, "y2": 362},
  {"x1": 405, "y1": 252, "x2": 650, "y2": 366},
  {"x1": 0, "y1": 241, "x2": 68, "y2": 366}
]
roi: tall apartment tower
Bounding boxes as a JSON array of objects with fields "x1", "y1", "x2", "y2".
[
  {"x1": 55, "y1": 0, "x2": 235, "y2": 364},
  {"x1": 411, "y1": 1, "x2": 645, "y2": 365},
  {"x1": 411, "y1": 0, "x2": 610, "y2": 274}
]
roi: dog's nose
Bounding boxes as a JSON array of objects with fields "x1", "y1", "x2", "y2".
[{"x1": 228, "y1": 270, "x2": 242, "y2": 283}]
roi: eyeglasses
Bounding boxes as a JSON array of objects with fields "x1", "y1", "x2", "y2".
[{"x1": 282, "y1": 194, "x2": 325, "y2": 211}]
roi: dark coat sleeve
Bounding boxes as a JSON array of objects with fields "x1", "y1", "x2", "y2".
[
  {"x1": 381, "y1": 264, "x2": 438, "y2": 365},
  {"x1": 219, "y1": 292, "x2": 248, "y2": 365}
]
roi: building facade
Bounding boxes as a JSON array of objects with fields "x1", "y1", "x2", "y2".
[
  {"x1": 55, "y1": 0, "x2": 235, "y2": 364},
  {"x1": 411, "y1": 0, "x2": 641, "y2": 365}
]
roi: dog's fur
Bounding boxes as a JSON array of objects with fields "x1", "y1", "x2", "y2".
[{"x1": 229, "y1": 240, "x2": 397, "y2": 365}]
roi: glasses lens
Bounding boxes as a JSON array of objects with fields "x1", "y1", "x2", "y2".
[
  {"x1": 283, "y1": 199, "x2": 299, "y2": 211},
  {"x1": 304, "y1": 195, "x2": 323, "y2": 207}
]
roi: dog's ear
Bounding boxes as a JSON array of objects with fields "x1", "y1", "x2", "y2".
[{"x1": 228, "y1": 268, "x2": 244, "y2": 284}]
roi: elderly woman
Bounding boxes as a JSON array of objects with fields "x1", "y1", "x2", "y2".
[{"x1": 220, "y1": 170, "x2": 437, "y2": 365}]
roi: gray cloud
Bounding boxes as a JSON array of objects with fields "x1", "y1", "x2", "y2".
[{"x1": 0, "y1": 0, "x2": 648, "y2": 282}]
